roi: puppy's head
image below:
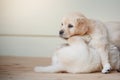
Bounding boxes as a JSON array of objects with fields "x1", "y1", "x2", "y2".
[{"x1": 59, "y1": 12, "x2": 90, "y2": 39}]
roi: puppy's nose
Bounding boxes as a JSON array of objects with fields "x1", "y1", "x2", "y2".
[{"x1": 59, "y1": 30, "x2": 64, "y2": 35}]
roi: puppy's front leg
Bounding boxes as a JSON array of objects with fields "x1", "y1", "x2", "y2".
[
  {"x1": 98, "y1": 47, "x2": 111, "y2": 74},
  {"x1": 34, "y1": 65, "x2": 63, "y2": 73}
]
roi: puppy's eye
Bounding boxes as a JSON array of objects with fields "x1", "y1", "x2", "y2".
[{"x1": 68, "y1": 24, "x2": 73, "y2": 28}]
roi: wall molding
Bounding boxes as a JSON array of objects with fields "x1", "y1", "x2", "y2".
[{"x1": 0, "y1": 34, "x2": 58, "y2": 37}]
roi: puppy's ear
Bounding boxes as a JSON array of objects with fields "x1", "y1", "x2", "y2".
[
  {"x1": 76, "y1": 17, "x2": 86, "y2": 24},
  {"x1": 75, "y1": 17, "x2": 89, "y2": 35}
]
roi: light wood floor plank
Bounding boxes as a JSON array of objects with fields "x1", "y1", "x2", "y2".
[{"x1": 0, "y1": 56, "x2": 119, "y2": 80}]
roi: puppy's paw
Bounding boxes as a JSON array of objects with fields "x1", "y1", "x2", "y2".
[
  {"x1": 102, "y1": 63, "x2": 112, "y2": 74},
  {"x1": 34, "y1": 66, "x2": 43, "y2": 72}
]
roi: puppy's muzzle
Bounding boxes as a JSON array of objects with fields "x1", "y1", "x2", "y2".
[
  {"x1": 59, "y1": 30, "x2": 68, "y2": 40},
  {"x1": 59, "y1": 30, "x2": 64, "y2": 35}
]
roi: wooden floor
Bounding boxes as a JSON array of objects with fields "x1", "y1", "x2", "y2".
[{"x1": 0, "y1": 56, "x2": 119, "y2": 80}]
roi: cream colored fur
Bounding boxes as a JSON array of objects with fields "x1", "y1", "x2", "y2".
[
  {"x1": 59, "y1": 13, "x2": 120, "y2": 73},
  {"x1": 34, "y1": 36, "x2": 120, "y2": 73},
  {"x1": 34, "y1": 13, "x2": 120, "y2": 74}
]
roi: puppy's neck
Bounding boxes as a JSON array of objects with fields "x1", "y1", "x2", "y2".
[
  {"x1": 67, "y1": 36, "x2": 82, "y2": 45},
  {"x1": 67, "y1": 35, "x2": 91, "y2": 45},
  {"x1": 70, "y1": 34, "x2": 91, "y2": 43}
]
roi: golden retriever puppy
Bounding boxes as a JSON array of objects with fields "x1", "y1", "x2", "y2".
[
  {"x1": 59, "y1": 13, "x2": 120, "y2": 73},
  {"x1": 34, "y1": 36, "x2": 120, "y2": 73}
]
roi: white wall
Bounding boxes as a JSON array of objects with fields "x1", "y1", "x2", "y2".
[
  {"x1": 0, "y1": 36, "x2": 65, "y2": 57},
  {"x1": 0, "y1": 0, "x2": 120, "y2": 57}
]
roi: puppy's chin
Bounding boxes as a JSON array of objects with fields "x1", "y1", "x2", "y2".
[{"x1": 59, "y1": 35, "x2": 69, "y2": 40}]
